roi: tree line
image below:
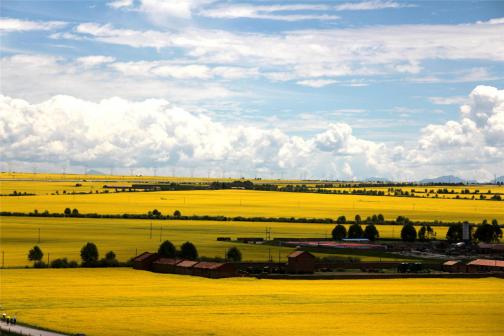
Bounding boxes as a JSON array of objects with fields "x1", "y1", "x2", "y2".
[
  {"x1": 157, "y1": 240, "x2": 242, "y2": 262},
  {"x1": 26, "y1": 241, "x2": 245, "y2": 268},
  {"x1": 27, "y1": 243, "x2": 125, "y2": 268},
  {"x1": 3, "y1": 208, "x2": 497, "y2": 228},
  {"x1": 329, "y1": 216, "x2": 502, "y2": 243}
]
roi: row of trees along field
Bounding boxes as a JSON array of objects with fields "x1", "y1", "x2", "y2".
[
  {"x1": 26, "y1": 241, "x2": 244, "y2": 268},
  {"x1": 158, "y1": 240, "x2": 242, "y2": 262},
  {"x1": 2, "y1": 208, "x2": 502, "y2": 228},
  {"x1": 27, "y1": 243, "x2": 123, "y2": 268},
  {"x1": 330, "y1": 215, "x2": 502, "y2": 243}
]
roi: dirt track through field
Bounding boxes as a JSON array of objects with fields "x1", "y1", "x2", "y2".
[{"x1": 0, "y1": 321, "x2": 68, "y2": 336}]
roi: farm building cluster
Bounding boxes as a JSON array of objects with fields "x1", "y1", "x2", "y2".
[
  {"x1": 443, "y1": 259, "x2": 504, "y2": 273},
  {"x1": 132, "y1": 250, "x2": 317, "y2": 278},
  {"x1": 133, "y1": 249, "x2": 504, "y2": 279}
]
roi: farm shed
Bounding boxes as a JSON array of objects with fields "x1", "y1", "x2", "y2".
[
  {"x1": 287, "y1": 251, "x2": 316, "y2": 274},
  {"x1": 466, "y1": 259, "x2": 504, "y2": 273},
  {"x1": 237, "y1": 237, "x2": 264, "y2": 243},
  {"x1": 442, "y1": 260, "x2": 466, "y2": 273},
  {"x1": 192, "y1": 262, "x2": 237, "y2": 278},
  {"x1": 477, "y1": 243, "x2": 504, "y2": 253},
  {"x1": 174, "y1": 260, "x2": 199, "y2": 275},
  {"x1": 152, "y1": 258, "x2": 182, "y2": 273},
  {"x1": 132, "y1": 252, "x2": 159, "y2": 270}
]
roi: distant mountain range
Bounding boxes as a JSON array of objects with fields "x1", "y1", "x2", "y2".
[
  {"x1": 86, "y1": 169, "x2": 105, "y2": 175},
  {"x1": 419, "y1": 175, "x2": 478, "y2": 184}
]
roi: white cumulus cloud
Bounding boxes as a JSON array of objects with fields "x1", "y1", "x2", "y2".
[
  {"x1": 0, "y1": 86, "x2": 502, "y2": 181},
  {"x1": 0, "y1": 94, "x2": 373, "y2": 177},
  {"x1": 0, "y1": 17, "x2": 66, "y2": 32}
]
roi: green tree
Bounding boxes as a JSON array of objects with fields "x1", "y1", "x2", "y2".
[
  {"x1": 401, "y1": 223, "x2": 417, "y2": 242},
  {"x1": 418, "y1": 226, "x2": 427, "y2": 241},
  {"x1": 64, "y1": 207, "x2": 71, "y2": 216},
  {"x1": 331, "y1": 224, "x2": 347, "y2": 240},
  {"x1": 474, "y1": 220, "x2": 502, "y2": 243},
  {"x1": 418, "y1": 225, "x2": 436, "y2": 241},
  {"x1": 158, "y1": 240, "x2": 176, "y2": 258},
  {"x1": 226, "y1": 247, "x2": 242, "y2": 262},
  {"x1": 363, "y1": 224, "x2": 379, "y2": 241},
  {"x1": 173, "y1": 210, "x2": 182, "y2": 217},
  {"x1": 80, "y1": 242, "x2": 99, "y2": 266},
  {"x1": 71, "y1": 208, "x2": 79, "y2": 216},
  {"x1": 348, "y1": 223, "x2": 364, "y2": 239},
  {"x1": 377, "y1": 214, "x2": 385, "y2": 224},
  {"x1": 102, "y1": 250, "x2": 119, "y2": 267},
  {"x1": 446, "y1": 224, "x2": 463, "y2": 242},
  {"x1": 491, "y1": 219, "x2": 502, "y2": 241},
  {"x1": 28, "y1": 245, "x2": 43, "y2": 262},
  {"x1": 354, "y1": 214, "x2": 361, "y2": 224},
  {"x1": 336, "y1": 216, "x2": 346, "y2": 225},
  {"x1": 180, "y1": 241, "x2": 198, "y2": 260},
  {"x1": 105, "y1": 251, "x2": 116, "y2": 260},
  {"x1": 51, "y1": 258, "x2": 70, "y2": 268}
]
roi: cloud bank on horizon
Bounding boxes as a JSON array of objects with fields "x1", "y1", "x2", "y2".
[
  {"x1": 2, "y1": 85, "x2": 502, "y2": 181},
  {"x1": 0, "y1": 0, "x2": 503, "y2": 181}
]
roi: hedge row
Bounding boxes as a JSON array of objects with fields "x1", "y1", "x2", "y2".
[{"x1": 0, "y1": 210, "x2": 483, "y2": 227}]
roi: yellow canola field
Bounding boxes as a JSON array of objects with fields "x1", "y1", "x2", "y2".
[
  {"x1": 325, "y1": 185, "x2": 503, "y2": 199},
  {"x1": 1, "y1": 268, "x2": 503, "y2": 336},
  {"x1": 0, "y1": 217, "x2": 423, "y2": 267},
  {"x1": 0, "y1": 172, "x2": 299, "y2": 184},
  {"x1": 0, "y1": 180, "x2": 112, "y2": 195},
  {"x1": 1, "y1": 189, "x2": 503, "y2": 223}
]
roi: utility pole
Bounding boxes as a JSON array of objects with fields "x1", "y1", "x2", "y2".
[{"x1": 265, "y1": 227, "x2": 271, "y2": 240}]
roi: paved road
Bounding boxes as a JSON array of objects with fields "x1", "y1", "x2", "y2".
[{"x1": 0, "y1": 322, "x2": 69, "y2": 336}]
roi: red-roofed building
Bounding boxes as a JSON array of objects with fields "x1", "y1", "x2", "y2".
[
  {"x1": 132, "y1": 252, "x2": 159, "y2": 270},
  {"x1": 442, "y1": 260, "x2": 466, "y2": 273},
  {"x1": 174, "y1": 260, "x2": 199, "y2": 275},
  {"x1": 287, "y1": 250, "x2": 316, "y2": 274},
  {"x1": 152, "y1": 258, "x2": 182, "y2": 273},
  {"x1": 192, "y1": 262, "x2": 236, "y2": 278},
  {"x1": 466, "y1": 259, "x2": 504, "y2": 273},
  {"x1": 477, "y1": 243, "x2": 504, "y2": 253}
]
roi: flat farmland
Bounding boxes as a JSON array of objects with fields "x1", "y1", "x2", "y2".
[
  {"x1": 0, "y1": 172, "x2": 301, "y2": 185},
  {"x1": 324, "y1": 185, "x2": 503, "y2": 199},
  {"x1": 0, "y1": 216, "x2": 424, "y2": 267},
  {"x1": 1, "y1": 189, "x2": 503, "y2": 223},
  {"x1": 1, "y1": 268, "x2": 503, "y2": 336}
]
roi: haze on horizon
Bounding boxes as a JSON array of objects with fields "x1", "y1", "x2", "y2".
[{"x1": 1, "y1": 0, "x2": 503, "y2": 181}]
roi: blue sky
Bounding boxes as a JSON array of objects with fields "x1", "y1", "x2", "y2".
[{"x1": 1, "y1": 1, "x2": 503, "y2": 181}]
